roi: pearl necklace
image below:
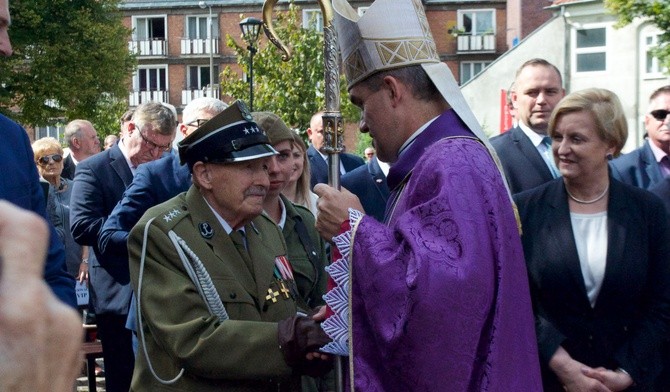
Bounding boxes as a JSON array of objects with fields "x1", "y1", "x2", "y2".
[{"x1": 566, "y1": 184, "x2": 609, "y2": 204}]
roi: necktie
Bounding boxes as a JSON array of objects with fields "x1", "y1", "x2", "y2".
[
  {"x1": 230, "y1": 229, "x2": 253, "y2": 273},
  {"x1": 541, "y1": 136, "x2": 560, "y2": 178}
]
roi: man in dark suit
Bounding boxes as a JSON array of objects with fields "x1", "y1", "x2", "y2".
[
  {"x1": 611, "y1": 85, "x2": 670, "y2": 189},
  {"x1": 341, "y1": 156, "x2": 390, "y2": 222},
  {"x1": 70, "y1": 101, "x2": 176, "y2": 392},
  {"x1": 490, "y1": 58, "x2": 565, "y2": 195},
  {"x1": 61, "y1": 119, "x2": 101, "y2": 180},
  {"x1": 307, "y1": 111, "x2": 364, "y2": 189}
]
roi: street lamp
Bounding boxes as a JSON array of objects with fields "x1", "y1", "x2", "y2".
[
  {"x1": 199, "y1": 1, "x2": 215, "y2": 98},
  {"x1": 239, "y1": 17, "x2": 262, "y2": 111}
]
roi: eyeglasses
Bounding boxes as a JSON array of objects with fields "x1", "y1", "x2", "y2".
[
  {"x1": 650, "y1": 109, "x2": 670, "y2": 122},
  {"x1": 37, "y1": 154, "x2": 63, "y2": 166},
  {"x1": 139, "y1": 131, "x2": 172, "y2": 152},
  {"x1": 185, "y1": 119, "x2": 209, "y2": 128}
]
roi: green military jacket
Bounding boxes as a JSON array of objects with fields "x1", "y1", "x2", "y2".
[
  {"x1": 280, "y1": 194, "x2": 327, "y2": 309},
  {"x1": 128, "y1": 186, "x2": 300, "y2": 392}
]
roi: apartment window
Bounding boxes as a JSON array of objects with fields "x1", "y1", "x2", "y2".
[
  {"x1": 575, "y1": 27, "x2": 606, "y2": 72},
  {"x1": 35, "y1": 125, "x2": 64, "y2": 140},
  {"x1": 644, "y1": 33, "x2": 665, "y2": 75},
  {"x1": 134, "y1": 16, "x2": 166, "y2": 41},
  {"x1": 460, "y1": 61, "x2": 491, "y2": 84},
  {"x1": 135, "y1": 66, "x2": 167, "y2": 92},
  {"x1": 188, "y1": 65, "x2": 219, "y2": 89},
  {"x1": 303, "y1": 9, "x2": 323, "y2": 31},
  {"x1": 186, "y1": 15, "x2": 219, "y2": 39},
  {"x1": 458, "y1": 10, "x2": 495, "y2": 35}
]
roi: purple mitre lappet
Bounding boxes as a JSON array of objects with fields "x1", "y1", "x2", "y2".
[{"x1": 320, "y1": 0, "x2": 543, "y2": 390}]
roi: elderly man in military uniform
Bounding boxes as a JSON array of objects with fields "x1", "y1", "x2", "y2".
[{"x1": 127, "y1": 101, "x2": 331, "y2": 392}]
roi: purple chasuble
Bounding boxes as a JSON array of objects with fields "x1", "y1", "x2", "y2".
[{"x1": 326, "y1": 110, "x2": 542, "y2": 391}]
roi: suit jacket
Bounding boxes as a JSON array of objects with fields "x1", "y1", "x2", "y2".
[
  {"x1": 341, "y1": 157, "x2": 390, "y2": 222},
  {"x1": 0, "y1": 114, "x2": 76, "y2": 307},
  {"x1": 128, "y1": 186, "x2": 299, "y2": 392},
  {"x1": 610, "y1": 140, "x2": 664, "y2": 189},
  {"x1": 490, "y1": 126, "x2": 554, "y2": 195},
  {"x1": 70, "y1": 143, "x2": 134, "y2": 315},
  {"x1": 99, "y1": 152, "x2": 190, "y2": 260},
  {"x1": 514, "y1": 177, "x2": 670, "y2": 389},
  {"x1": 307, "y1": 145, "x2": 365, "y2": 189},
  {"x1": 650, "y1": 177, "x2": 670, "y2": 215},
  {"x1": 61, "y1": 153, "x2": 76, "y2": 180}
]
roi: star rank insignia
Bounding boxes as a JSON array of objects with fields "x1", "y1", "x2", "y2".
[{"x1": 162, "y1": 208, "x2": 181, "y2": 223}]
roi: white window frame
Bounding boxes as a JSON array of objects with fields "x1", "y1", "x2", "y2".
[
  {"x1": 572, "y1": 25, "x2": 607, "y2": 73},
  {"x1": 132, "y1": 15, "x2": 167, "y2": 41},
  {"x1": 133, "y1": 65, "x2": 169, "y2": 92},
  {"x1": 185, "y1": 15, "x2": 220, "y2": 40},
  {"x1": 457, "y1": 9, "x2": 495, "y2": 35},
  {"x1": 187, "y1": 65, "x2": 219, "y2": 90},
  {"x1": 643, "y1": 32, "x2": 666, "y2": 77},
  {"x1": 460, "y1": 61, "x2": 491, "y2": 84},
  {"x1": 302, "y1": 9, "x2": 323, "y2": 32}
]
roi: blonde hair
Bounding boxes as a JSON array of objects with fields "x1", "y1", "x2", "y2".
[
  {"x1": 289, "y1": 133, "x2": 312, "y2": 207},
  {"x1": 32, "y1": 137, "x2": 63, "y2": 161},
  {"x1": 548, "y1": 88, "x2": 628, "y2": 157}
]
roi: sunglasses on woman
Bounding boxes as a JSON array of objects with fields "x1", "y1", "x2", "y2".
[{"x1": 37, "y1": 154, "x2": 63, "y2": 166}]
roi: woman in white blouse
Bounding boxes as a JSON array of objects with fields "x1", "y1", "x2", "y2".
[{"x1": 514, "y1": 88, "x2": 670, "y2": 391}]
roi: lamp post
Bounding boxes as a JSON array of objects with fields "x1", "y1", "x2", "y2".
[
  {"x1": 239, "y1": 17, "x2": 262, "y2": 111},
  {"x1": 199, "y1": 1, "x2": 215, "y2": 98}
]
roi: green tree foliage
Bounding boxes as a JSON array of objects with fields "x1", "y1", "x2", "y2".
[
  {"x1": 0, "y1": 0, "x2": 135, "y2": 132},
  {"x1": 606, "y1": 0, "x2": 670, "y2": 73},
  {"x1": 221, "y1": 2, "x2": 358, "y2": 140}
]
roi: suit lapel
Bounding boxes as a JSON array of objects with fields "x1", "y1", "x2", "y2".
[
  {"x1": 512, "y1": 127, "x2": 553, "y2": 181},
  {"x1": 368, "y1": 158, "x2": 390, "y2": 200},
  {"x1": 109, "y1": 145, "x2": 134, "y2": 187},
  {"x1": 547, "y1": 181, "x2": 591, "y2": 305},
  {"x1": 185, "y1": 188, "x2": 258, "y2": 300},
  {"x1": 642, "y1": 142, "x2": 663, "y2": 186},
  {"x1": 595, "y1": 180, "x2": 627, "y2": 310}
]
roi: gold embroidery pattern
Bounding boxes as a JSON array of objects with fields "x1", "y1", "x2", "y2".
[{"x1": 343, "y1": 49, "x2": 368, "y2": 86}]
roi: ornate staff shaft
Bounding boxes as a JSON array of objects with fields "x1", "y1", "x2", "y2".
[
  {"x1": 262, "y1": 0, "x2": 344, "y2": 189},
  {"x1": 263, "y1": 2, "x2": 345, "y2": 391}
]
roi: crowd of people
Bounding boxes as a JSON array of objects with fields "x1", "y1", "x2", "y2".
[{"x1": 2, "y1": 0, "x2": 670, "y2": 391}]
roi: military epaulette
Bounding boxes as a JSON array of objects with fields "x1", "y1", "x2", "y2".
[{"x1": 145, "y1": 195, "x2": 190, "y2": 231}]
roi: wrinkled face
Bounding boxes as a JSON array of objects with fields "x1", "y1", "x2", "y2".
[
  {"x1": 266, "y1": 140, "x2": 293, "y2": 197},
  {"x1": 204, "y1": 158, "x2": 270, "y2": 228},
  {"x1": 552, "y1": 111, "x2": 613, "y2": 181},
  {"x1": 35, "y1": 148, "x2": 64, "y2": 183},
  {"x1": 645, "y1": 92, "x2": 670, "y2": 151},
  {"x1": 350, "y1": 81, "x2": 401, "y2": 163},
  {"x1": 0, "y1": 0, "x2": 12, "y2": 57},
  {"x1": 289, "y1": 143, "x2": 304, "y2": 183},
  {"x1": 78, "y1": 124, "x2": 101, "y2": 158},
  {"x1": 512, "y1": 65, "x2": 565, "y2": 134},
  {"x1": 307, "y1": 117, "x2": 325, "y2": 151},
  {"x1": 126, "y1": 123, "x2": 174, "y2": 167}
]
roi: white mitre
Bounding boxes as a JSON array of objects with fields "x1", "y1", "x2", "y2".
[{"x1": 332, "y1": 0, "x2": 513, "y2": 198}]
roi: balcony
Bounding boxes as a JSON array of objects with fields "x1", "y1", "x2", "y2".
[
  {"x1": 128, "y1": 90, "x2": 168, "y2": 106},
  {"x1": 456, "y1": 34, "x2": 496, "y2": 53},
  {"x1": 128, "y1": 39, "x2": 167, "y2": 56},
  {"x1": 180, "y1": 38, "x2": 219, "y2": 55},
  {"x1": 181, "y1": 87, "x2": 219, "y2": 105}
]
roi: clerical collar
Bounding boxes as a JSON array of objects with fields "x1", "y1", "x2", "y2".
[
  {"x1": 397, "y1": 115, "x2": 439, "y2": 158},
  {"x1": 518, "y1": 121, "x2": 546, "y2": 148}
]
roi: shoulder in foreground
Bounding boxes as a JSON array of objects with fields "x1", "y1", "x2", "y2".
[
  {"x1": 513, "y1": 178, "x2": 557, "y2": 206},
  {"x1": 489, "y1": 128, "x2": 514, "y2": 146},
  {"x1": 610, "y1": 145, "x2": 644, "y2": 167},
  {"x1": 614, "y1": 177, "x2": 665, "y2": 206}
]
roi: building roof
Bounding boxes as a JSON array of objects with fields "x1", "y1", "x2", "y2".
[{"x1": 119, "y1": 0, "x2": 504, "y2": 10}]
